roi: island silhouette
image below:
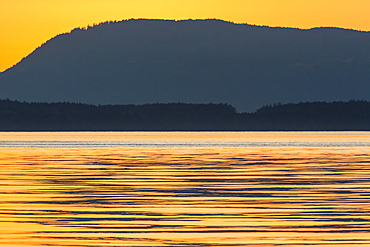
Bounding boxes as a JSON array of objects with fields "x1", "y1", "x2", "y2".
[{"x1": 1, "y1": 19, "x2": 370, "y2": 113}]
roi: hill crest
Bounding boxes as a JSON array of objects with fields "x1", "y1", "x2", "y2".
[
  {"x1": 1, "y1": 19, "x2": 370, "y2": 112},
  {"x1": 4, "y1": 18, "x2": 368, "y2": 74}
]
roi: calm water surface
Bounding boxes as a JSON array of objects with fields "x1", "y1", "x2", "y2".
[{"x1": 0, "y1": 132, "x2": 369, "y2": 246}]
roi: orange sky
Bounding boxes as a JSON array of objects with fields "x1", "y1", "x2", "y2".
[{"x1": 1, "y1": 0, "x2": 370, "y2": 72}]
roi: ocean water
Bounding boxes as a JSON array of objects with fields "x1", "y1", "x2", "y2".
[{"x1": 0, "y1": 131, "x2": 369, "y2": 246}]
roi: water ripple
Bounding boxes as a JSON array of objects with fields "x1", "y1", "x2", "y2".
[{"x1": 0, "y1": 132, "x2": 370, "y2": 246}]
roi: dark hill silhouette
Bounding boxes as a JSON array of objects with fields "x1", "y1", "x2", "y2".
[
  {"x1": 1, "y1": 99, "x2": 370, "y2": 130},
  {"x1": 1, "y1": 19, "x2": 370, "y2": 112}
]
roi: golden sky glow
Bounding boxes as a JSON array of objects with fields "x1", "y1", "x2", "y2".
[{"x1": 1, "y1": 0, "x2": 370, "y2": 72}]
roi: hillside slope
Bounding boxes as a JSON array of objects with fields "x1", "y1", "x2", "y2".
[{"x1": 1, "y1": 19, "x2": 370, "y2": 112}]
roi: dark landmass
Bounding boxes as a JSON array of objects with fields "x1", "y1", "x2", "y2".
[
  {"x1": 1, "y1": 19, "x2": 370, "y2": 112},
  {"x1": 1, "y1": 99, "x2": 370, "y2": 131}
]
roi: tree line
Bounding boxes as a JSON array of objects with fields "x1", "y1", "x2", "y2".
[{"x1": 1, "y1": 99, "x2": 370, "y2": 130}]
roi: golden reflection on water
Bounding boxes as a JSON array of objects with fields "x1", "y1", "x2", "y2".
[{"x1": 0, "y1": 132, "x2": 370, "y2": 246}]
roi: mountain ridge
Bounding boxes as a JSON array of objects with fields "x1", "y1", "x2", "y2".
[
  {"x1": 4, "y1": 18, "x2": 368, "y2": 73},
  {"x1": 1, "y1": 19, "x2": 370, "y2": 112}
]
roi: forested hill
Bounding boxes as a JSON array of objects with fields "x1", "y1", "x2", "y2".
[
  {"x1": 1, "y1": 99, "x2": 370, "y2": 130},
  {"x1": 1, "y1": 19, "x2": 370, "y2": 112}
]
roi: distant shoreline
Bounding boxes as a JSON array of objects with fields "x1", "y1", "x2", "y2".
[{"x1": 1, "y1": 99, "x2": 370, "y2": 131}]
